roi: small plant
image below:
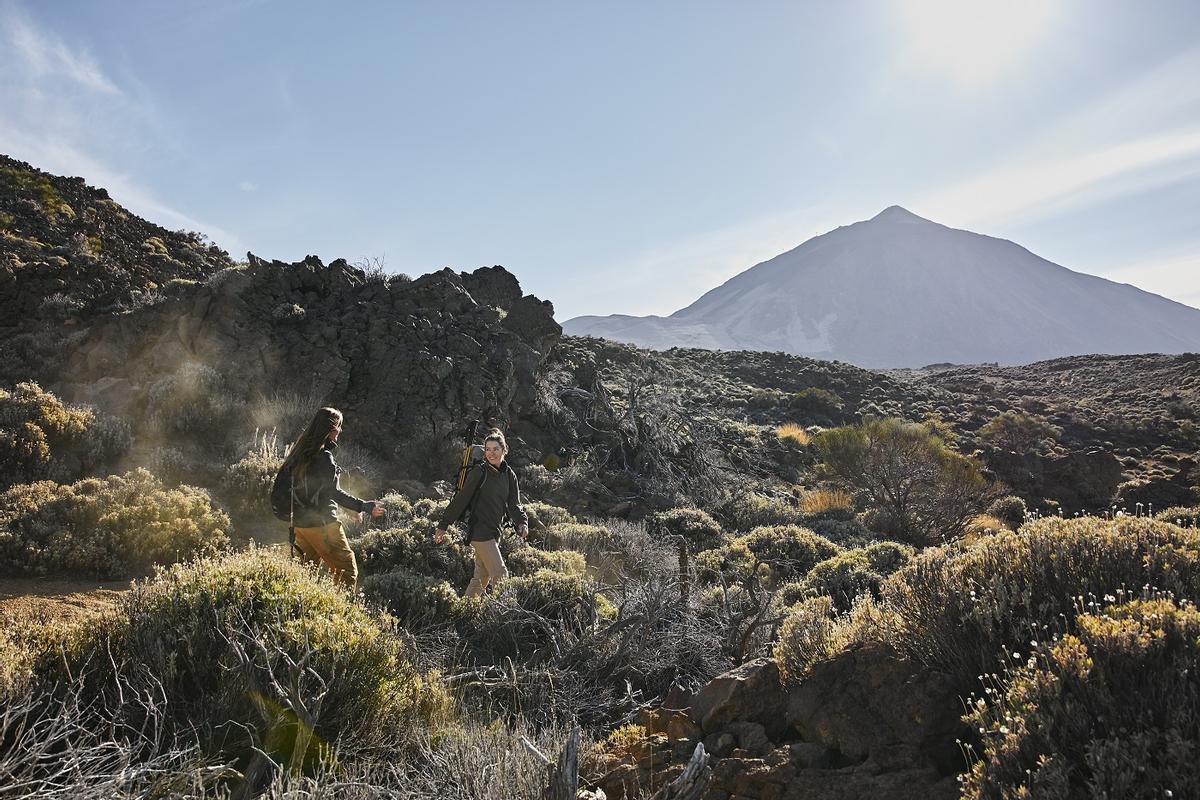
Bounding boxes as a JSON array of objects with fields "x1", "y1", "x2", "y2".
[
  {"x1": 776, "y1": 422, "x2": 811, "y2": 446},
  {"x1": 799, "y1": 487, "x2": 854, "y2": 516},
  {"x1": 977, "y1": 410, "x2": 1060, "y2": 454},
  {"x1": 986, "y1": 495, "x2": 1027, "y2": 528},
  {"x1": 647, "y1": 507, "x2": 724, "y2": 552}
]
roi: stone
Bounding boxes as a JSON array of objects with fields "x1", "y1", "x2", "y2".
[{"x1": 688, "y1": 657, "x2": 789, "y2": 740}]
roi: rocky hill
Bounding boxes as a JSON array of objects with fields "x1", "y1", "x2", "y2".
[
  {"x1": 0, "y1": 154, "x2": 234, "y2": 323},
  {"x1": 565, "y1": 206, "x2": 1200, "y2": 367}
]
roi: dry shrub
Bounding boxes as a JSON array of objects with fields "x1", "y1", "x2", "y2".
[
  {"x1": 21, "y1": 549, "x2": 451, "y2": 786},
  {"x1": 879, "y1": 516, "x2": 1200, "y2": 696},
  {"x1": 720, "y1": 492, "x2": 805, "y2": 531},
  {"x1": 0, "y1": 382, "x2": 129, "y2": 488},
  {"x1": 0, "y1": 468, "x2": 230, "y2": 578},
  {"x1": 776, "y1": 423, "x2": 811, "y2": 446},
  {"x1": 986, "y1": 494, "x2": 1027, "y2": 528},
  {"x1": 222, "y1": 429, "x2": 284, "y2": 519},
  {"x1": 963, "y1": 597, "x2": 1200, "y2": 799},
  {"x1": 648, "y1": 507, "x2": 724, "y2": 553},
  {"x1": 799, "y1": 487, "x2": 854, "y2": 515},
  {"x1": 696, "y1": 524, "x2": 840, "y2": 588}
]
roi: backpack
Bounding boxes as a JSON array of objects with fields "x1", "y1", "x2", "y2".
[{"x1": 270, "y1": 465, "x2": 311, "y2": 523}]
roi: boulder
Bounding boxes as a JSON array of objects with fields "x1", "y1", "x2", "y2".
[{"x1": 687, "y1": 658, "x2": 789, "y2": 740}]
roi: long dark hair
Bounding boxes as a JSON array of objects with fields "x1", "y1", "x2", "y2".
[{"x1": 282, "y1": 407, "x2": 342, "y2": 480}]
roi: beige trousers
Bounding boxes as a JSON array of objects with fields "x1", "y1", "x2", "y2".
[
  {"x1": 465, "y1": 538, "x2": 508, "y2": 598},
  {"x1": 293, "y1": 522, "x2": 358, "y2": 589}
]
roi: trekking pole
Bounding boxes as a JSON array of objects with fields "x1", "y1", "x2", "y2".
[{"x1": 457, "y1": 419, "x2": 481, "y2": 491}]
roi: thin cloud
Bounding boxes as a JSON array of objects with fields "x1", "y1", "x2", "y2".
[
  {"x1": 1101, "y1": 249, "x2": 1200, "y2": 311},
  {"x1": 4, "y1": 3, "x2": 120, "y2": 94},
  {"x1": 239, "y1": 181, "x2": 258, "y2": 192},
  {"x1": 0, "y1": 1, "x2": 246, "y2": 257}
]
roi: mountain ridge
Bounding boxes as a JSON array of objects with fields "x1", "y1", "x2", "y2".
[{"x1": 566, "y1": 206, "x2": 1200, "y2": 367}]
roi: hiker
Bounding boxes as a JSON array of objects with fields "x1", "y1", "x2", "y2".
[
  {"x1": 281, "y1": 407, "x2": 384, "y2": 588},
  {"x1": 435, "y1": 428, "x2": 529, "y2": 597}
]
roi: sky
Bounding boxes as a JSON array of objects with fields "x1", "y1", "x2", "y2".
[{"x1": 2, "y1": 0, "x2": 1199, "y2": 319}]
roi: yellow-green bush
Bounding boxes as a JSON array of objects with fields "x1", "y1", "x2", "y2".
[
  {"x1": 696, "y1": 524, "x2": 840, "y2": 587},
  {"x1": 36, "y1": 549, "x2": 450, "y2": 768},
  {"x1": 361, "y1": 568, "x2": 460, "y2": 630},
  {"x1": 0, "y1": 382, "x2": 129, "y2": 488},
  {"x1": 221, "y1": 437, "x2": 283, "y2": 519},
  {"x1": 648, "y1": 507, "x2": 724, "y2": 552},
  {"x1": 963, "y1": 597, "x2": 1200, "y2": 799},
  {"x1": 880, "y1": 516, "x2": 1200, "y2": 695},
  {"x1": 861, "y1": 540, "x2": 914, "y2": 574},
  {"x1": 0, "y1": 468, "x2": 230, "y2": 578},
  {"x1": 774, "y1": 596, "x2": 840, "y2": 687},
  {"x1": 145, "y1": 362, "x2": 243, "y2": 439},
  {"x1": 720, "y1": 492, "x2": 805, "y2": 531},
  {"x1": 803, "y1": 551, "x2": 880, "y2": 611},
  {"x1": 504, "y1": 542, "x2": 587, "y2": 578},
  {"x1": 985, "y1": 495, "x2": 1027, "y2": 528},
  {"x1": 353, "y1": 521, "x2": 473, "y2": 586},
  {"x1": 524, "y1": 501, "x2": 577, "y2": 533}
]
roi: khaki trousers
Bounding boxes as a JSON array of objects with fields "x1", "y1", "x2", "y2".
[
  {"x1": 465, "y1": 538, "x2": 508, "y2": 598},
  {"x1": 293, "y1": 522, "x2": 358, "y2": 589}
]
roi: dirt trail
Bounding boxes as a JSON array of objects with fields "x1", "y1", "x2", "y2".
[{"x1": 0, "y1": 576, "x2": 127, "y2": 627}]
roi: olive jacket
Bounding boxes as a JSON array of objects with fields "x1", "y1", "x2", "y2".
[{"x1": 438, "y1": 461, "x2": 528, "y2": 542}]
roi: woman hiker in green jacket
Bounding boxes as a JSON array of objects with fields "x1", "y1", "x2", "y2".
[
  {"x1": 282, "y1": 407, "x2": 385, "y2": 588},
  {"x1": 434, "y1": 428, "x2": 529, "y2": 597}
]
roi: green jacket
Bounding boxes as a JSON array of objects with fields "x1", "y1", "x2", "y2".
[{"x1": 439, "y1": 461, "x2": 528, "y2": 542}]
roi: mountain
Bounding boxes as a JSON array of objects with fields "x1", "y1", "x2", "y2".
[{"x1": 564, "y1": 206, "x2": 1200, "y2": 367}]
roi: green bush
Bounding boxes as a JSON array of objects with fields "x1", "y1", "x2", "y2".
[
  {"x1": 34, "y1": 549, "x2": 451, "y2": 768},
  {"x1": 524, "y1": 501, "x2": 576, "y2": 533},
  {"x1": 862, "y1": 540, "x2": 914, "y2": 574},
  {"x1": 977, "y1": 410, "x2": 1059, "y2": 454},
  {"x1": 352, "y1": 521, "x2": 472, "y2": 586},
  {"x1": 963, "y1": 597, "x2": 1200, "y2": 799},
  {"x1": 0, "y1": 382, "x2": 130, "y2": 488},
  {"x1": 360, "y1": 567, "x2": 459, "y2": 630},
  {"x1": 1155, "y1": 505, "x2": 1200, "y2": 527},
  {"x1": 696, "y1": 525, "x2": 839, "y2": 587},
  {"x1": 774, "y1": 596, "x2": 840, "y2": 687},
  {"x1": 789, "y1": 387, "x2": 843, "y2": 418},
  {"x1": 880, "y1": 516, "x2": 1200, "y2": 696},
  {"x1": 815, "y1": 416, "x2": 993, "y2": 545},
  {"x1": 803, "y1": 551, "x2": 880, "y2": 611},
  {"x1": 222, "y1": 434, "x2": 284, "y2": 519},
  {"x1": 720, "y1": 492, "x2": 805, "y2": 531},
  {"x1": 504, "y1": 542, "x2": 587, "y2": 578},
  {"x1": 0, "y1": 468, "x2": 230, "y2": 578},
  {"x1": 986, "y1": 494, "x2": 1027, "y2": 528},
  {"x1": 648, "y1": 507, "x2": 724, "y2": 552},
  {"x1": 145, "y1": 363, "x2": 243, "y2": 439}
]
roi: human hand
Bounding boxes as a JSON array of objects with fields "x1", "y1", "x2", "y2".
[
  {"x1": 371, "y1": 502, "x2": 385, "y2": 518},
  {"x1": 518, "y1": 524, "x2": 529, "y2": 541},
  {"x1": 434, "y1": 528, "x2": 446, "y2": 545}
]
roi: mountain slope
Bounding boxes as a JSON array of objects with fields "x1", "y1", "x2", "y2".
[{"x1": 565, "y1": 206, "x2": 1200, "y2": 367}]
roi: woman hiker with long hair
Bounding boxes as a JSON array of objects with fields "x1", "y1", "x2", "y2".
[
  {"x1": 434, "y1": 428, "x2": 529, "y2": 597},
  {"x1": 281, "y1": 406, "x2": 384, "y2": 588}
]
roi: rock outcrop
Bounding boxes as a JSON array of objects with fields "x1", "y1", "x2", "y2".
[{"x1": 593, "y1": 648, "x2": 962, "y2": 800}]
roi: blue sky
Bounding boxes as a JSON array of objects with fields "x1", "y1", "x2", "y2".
[{"x1": 2, "y1": 0, "x2": 1198, "y2": 319}]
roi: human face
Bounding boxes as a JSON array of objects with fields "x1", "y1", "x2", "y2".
[
  {"x1": 483, "y1": 440, "x2": 506, "y2": 467},
  {"x1": 329, "y1": 418, "x2": 343, "y2": 443}
]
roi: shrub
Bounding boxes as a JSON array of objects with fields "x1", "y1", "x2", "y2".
[
  {"x1": 34, "y1": 549, "x2": 451, "y2": 768},
  {"x1": 803, "y1": 551, "x2": 881, "y2": 611},
  {"x1": 803, "y1": 515, "x2": 872, "y2": 547},
  {"x1": 353, "y1": 521, "x2": 472, "y2": 586},
  {"x1": 1155, "y1": 505, "x2": 1200, "y2": 527},
  {"x1": 145, "y1": 363, "x2": 243, "y2": 440},
  {"x1": 524, "y1": 501, "x2": 577, "y2": 538},
  {"x1": 647, "y1": 507, "x2": 724, "y2": 552},
  {"x1": 775, "y1": 423, "x2": 811, "y2": 446},
  {"x1": 720, "y1": 492, "x2": 804, "y2": 531},
  {"x1": 774, "y1": 596, "x2": 840, "y2": 687},
  {"x1": 504, "y1": 542, "x2": 587, "y2": 578},
  {"x1": 696, "y1": 525, "x2": 840, "y2": 588},
  {"x1": 880, "y1": 516, "x2": 1200, "y2": 696},
  {"x1": 799, "y1": 487, "x2": 855, "y2": 516},
  {"x1": 815, "y1": 417, "x2": 994, "y2": 544},
  {"x1": 963, "y1": 598, "x2": 1200, "y2": 799},
  {"x1": 360, "y1": 568, "x2": 459, "y2": 630},
  {"x1": 789, "y1": 387, "x2": 843, "y2": 418},
  {"x1": 0, "y1": 469, "x2": 230, "y2": 578},
  {"x1": 977, "y1": 410, "x2": 1059, "y2": 454},
  {"x1": 0, "y1": 382, "x2": 129, "y2": 488},
  {"x1": 222, "y1": 430, "x2": 284, "y2": 518},
  {"x1": 986, "y1": 494, "x2": 1027, "y2": 528},
  {"x1": 861, "y1": 540, "x2": 914, "y2": 575}
]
